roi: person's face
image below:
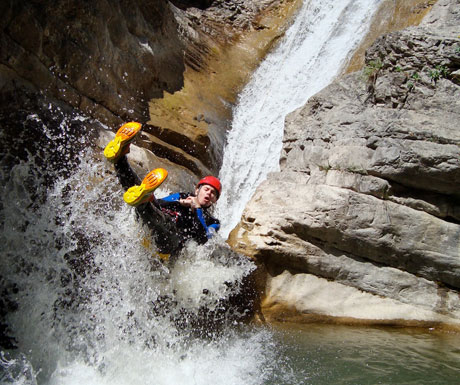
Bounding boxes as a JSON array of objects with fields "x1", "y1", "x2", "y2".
[{"x1": 195, "y1": 184, "x2": 218, "y2": 207}]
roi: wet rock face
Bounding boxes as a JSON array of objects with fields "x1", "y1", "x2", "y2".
[
  {"x1": 1, "y1": 0, "x2": 292, "y2": 186},
  {"x1": 0, "y1": 0, "x2": 185, "y2": 126},
  {"x1": 230, "y1": 0, "x2": 460, "y2": 327}
]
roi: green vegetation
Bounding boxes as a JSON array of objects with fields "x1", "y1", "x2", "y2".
[
  {"x1": 406, "y1": 72, "x2": 420, "y2": 91},
  {"x1": 318, "y1": 163, "x2": 332, "y2": 172},
  {"x1": 363, "y1": 59, "x2": 384, "y2": 80},
  {"x1": 428, "y1": 65, "x2": 449, "y2": 83},
  {"x1": 345, "y1": 166, "x2": 368, "y2": 175},
  {"x1": 382, "y1": 184, "x2": 391, "y2": 200}
]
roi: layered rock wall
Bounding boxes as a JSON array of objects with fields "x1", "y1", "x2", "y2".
[{"x1": 230, "y1": 0, "x2": 460, "y2": 328}]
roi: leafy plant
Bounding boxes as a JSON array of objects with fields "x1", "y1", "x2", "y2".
[
  {"x1": 406, "y1": 72, "x2": 420, "y2": 91},
  {"x1": 363, "y1": 59, "x2": 384, "y2": 80},
  {"x1": 429, "y1": 65, "x2": 449, "y2": 83}
]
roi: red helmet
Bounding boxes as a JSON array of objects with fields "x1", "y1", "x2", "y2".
[{"x1": 197, "y1": 176, "x2": 222, "y2": 198}]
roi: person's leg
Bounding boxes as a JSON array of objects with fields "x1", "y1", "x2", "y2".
[
  {"x1": 137, "y1": 201, "x2": 183, "y2": 260},
  {"x1": 114, "y1": 155, "x2": 142, "y2": 190},
  {"x1": 104, "y1": 123, "x2": 181, "y2": 258},
  {"x1": 104, "y1": 122, "x2": 142, "y2": 162},
  {"x1": 114, "y1": 156, "x2": 181, "y2": 257},
  {"x1": 122, "y1": 168, "x2": 167, "y2": 206}
]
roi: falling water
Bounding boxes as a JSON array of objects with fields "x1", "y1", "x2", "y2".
[
  {"x1": 216, "y1": 0, "x2": 382, "y2": 237},
  {"x1": 0, "y1": 1, "x2": 387, "y2": 384}
]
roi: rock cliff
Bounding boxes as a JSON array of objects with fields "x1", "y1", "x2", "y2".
[
  {"x1": 0, "y1": 0, "x2": 299, "y2": 192},
  {"x1": 1, "y1": 0, "x2": 185, "y2": 124},
  {"x1": 230, "y1": 0, "x2": 460, "y2": 328}
]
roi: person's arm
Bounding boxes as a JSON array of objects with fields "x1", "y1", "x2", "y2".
[
  {"x1": 159, "y1": 193, "x2": 181, "y2": 202},
  {"x1": 196, "y1": 209, "x2": 220, "y2": 239},
  {"x1": 161, "y1": 193, "x2": 219, "y2": 238},
  {"x1": 162, "y1": 193, "x2": 200, "y2": 208}
]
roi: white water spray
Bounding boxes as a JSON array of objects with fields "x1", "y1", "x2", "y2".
[
  {"x1": 217, "y1": 0, "x2": 382, "y2": 237},
  {"x1": 0, "y1": 142, "x2": 267, "y2": 385}
]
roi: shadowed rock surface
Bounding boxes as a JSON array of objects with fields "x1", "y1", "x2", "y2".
[
  {"x1": 1, "y1": 0, "x2": 298, "y2": 190},
  {"x1": 1, "y1": 0, "x2": 185, "y2": 124}
]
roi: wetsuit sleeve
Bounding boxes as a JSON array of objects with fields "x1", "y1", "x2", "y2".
[
  {"x1": 159, "y1": 193, "x2": 181, "y2": 202},
  {"x1": 196, "y1": 208, "x2": 220, "y2": 239}
]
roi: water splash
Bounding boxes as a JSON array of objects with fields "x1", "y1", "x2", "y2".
[
  {"x1": 216, "y1": 0, "x2": 382, "y2": 237},
  {"x1": 1, "y1": 352, "x2": 38, "y2": 385},
  {"x1": 0, "y1": 110, "x2": 275, "y2": 385}
]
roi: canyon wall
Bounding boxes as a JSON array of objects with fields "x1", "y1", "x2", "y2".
[
  {"x1": 229, "y1": 0, "x2": 460, "y2": 328},
  {"x1": 0, "y1": 0, "x2": 300, "y2": 191},
  {"x1": 2, "y1": 0, "x2": 458, "y2": 329}
]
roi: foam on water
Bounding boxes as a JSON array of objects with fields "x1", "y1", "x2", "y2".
[{"x1": 45, "y1": 328, "x2": 280, "y2": 385}]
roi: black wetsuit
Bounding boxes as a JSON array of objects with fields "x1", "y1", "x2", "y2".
[
  {"x1": 156, "y1": 192, "x2": 220, "y2": 246},
  {"x1": 114, "y1": 156, "x2": 220, "y2": 256}
]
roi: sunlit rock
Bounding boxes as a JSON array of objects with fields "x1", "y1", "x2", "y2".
[{"x1": 230, "y1": 0, "x2": 460, "y2": 328}]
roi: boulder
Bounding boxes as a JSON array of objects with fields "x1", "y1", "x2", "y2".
[{"x1": 230, "y1": 0, "x2": 460, "y2": 327}]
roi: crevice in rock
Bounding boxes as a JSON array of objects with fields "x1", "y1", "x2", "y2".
[
  {"x1": 143, "y1": 123, "x2": 212, "y2": 169},
  {"x1": 138, "y1": 130, "x2": 211, "y2": 176},
  {"x1": 387, "y1": 181, "x2": 460, "y2": 224}
]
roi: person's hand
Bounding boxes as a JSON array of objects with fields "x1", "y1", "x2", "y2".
[{"x1": 179, "y1": 196, "x2": 201, "y2": 209}]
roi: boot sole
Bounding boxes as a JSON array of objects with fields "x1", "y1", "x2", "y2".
[
  {"x1": 124, "y1": 168, "x2": 168, "y2": 206},
  {"x1": 103, "y1": 122, "x2": 142, "y2": 162}
]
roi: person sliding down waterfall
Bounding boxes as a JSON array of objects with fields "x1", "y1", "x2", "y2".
[{"x1": 103, "y1": 122, "x2": 221, "y2": 261}]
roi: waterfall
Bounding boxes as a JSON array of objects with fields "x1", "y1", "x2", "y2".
[
  {"x1": 0, "y1": 1, "x2": 382, "y2": 384},
  {"x1": 217, "y1": 0, "x2": 382, "y2": 237}
]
